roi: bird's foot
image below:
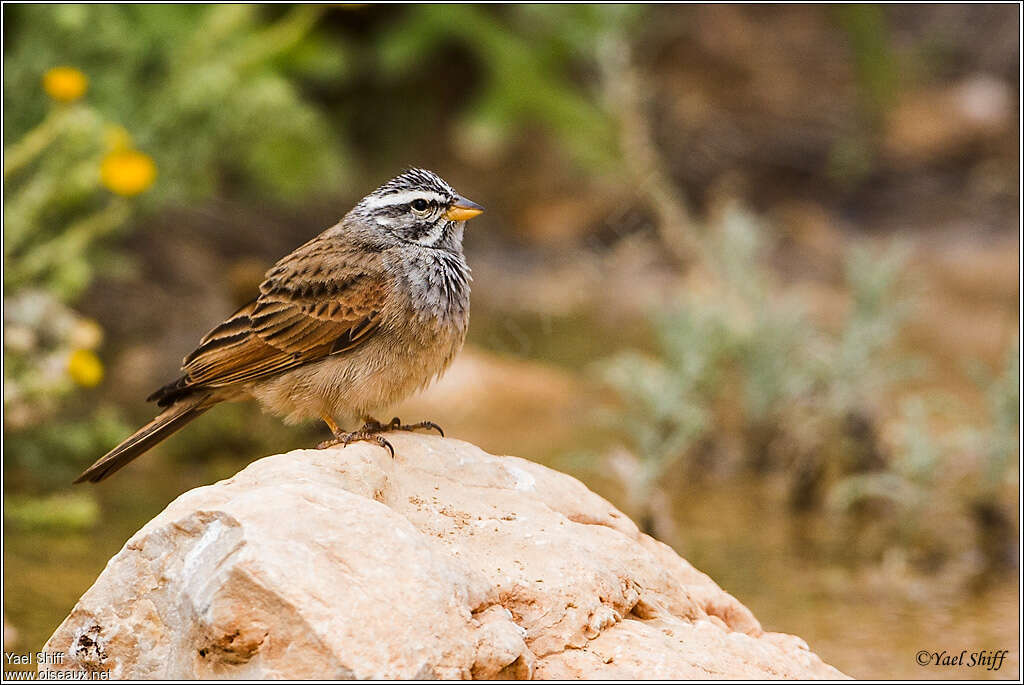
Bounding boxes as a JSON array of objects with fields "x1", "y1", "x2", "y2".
[
  {"x1": 382, "y1": 416, "x2": 444, "y2": 437},
  {"x1": 317, "y1": 424, "x2": 395, "y2": 458},
  {"x1": 315, "y1": 417, "x2": 442, "y2": 457}
]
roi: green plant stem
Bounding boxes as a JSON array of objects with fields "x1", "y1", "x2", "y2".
[
  {"x1": 3, "y1": 106, "x2": 72, "y2": 180},
  {"x1": 598, "y1": 34, "x2": 705, "y2": 269},
  {"x1": 5, "y1": 198, "x2": 132, "y2": 288},
  {"x1": 4, "y1": 159, "x2": 104, "y2": 257},
  {"x1": 233, "y1": 5, "x2": 325, "y2": 71}
]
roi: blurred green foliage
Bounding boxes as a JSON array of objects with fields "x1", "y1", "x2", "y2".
[
  {"x1": 3, "y1": 5, "x2": 355, "y2": 450},
  {"x1": 834, "y1": 4, "x2": 898, "y2": 115},
  {"x1": 4, "y1": 492, "x2": 100, "y2": 532},
  {"x1": 599, "y1": 206, "x2": 912, "y2": 497},
  {"x1": 3, "y1": 4, "x2": 350, "y2": 205},
  {"x1": 966, "y1": 340, "x2": 1021, "y2": 493},
  {"x1": 598, "y1": 204, "x2": 1017, "y2": 570},
  {"x1": 4, "y1": 104, "x2": 127, "y2": 300},
  {"x1": 3, "y1": 6, "x2": 347, "y2": 506},
  {"x1": 828, "y1": 397, "x2": 939, "y2": 515},
  {"x1": 4, "y1": 408, "x2": 130, "y2": 489},
  {"x1": 376, "y1": 4, "x2": 631, "y2": 167},
  {"x1": 830, "y1": 339, "x2": 1020, "y2": 517},
  {"x1": 828, "y1": 5, "x2": 896, "y2": 187}
]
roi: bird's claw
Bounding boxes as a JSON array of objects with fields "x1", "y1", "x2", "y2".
[
  {"x1": 386, "y1": 417, "x2": 444, "y2": 437},
  {"x1": 340, "y1": 431, "x2": 395, "y2": 459},
  {"x1": 316, "y1": 416, "x2": 442, "y2": 458}
]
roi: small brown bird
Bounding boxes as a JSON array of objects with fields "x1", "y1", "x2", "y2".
[{"x1": 75, "y1": 168, "x2": 483, "y2": 483}]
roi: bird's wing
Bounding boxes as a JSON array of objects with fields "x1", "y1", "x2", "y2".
[{"x1": 152, "y1": 238, "x2": 387, "y2": 402}]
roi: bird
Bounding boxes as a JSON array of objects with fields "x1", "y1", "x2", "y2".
[{"x1": 74, "y1": 168, "x2": 483, "y2": 484}]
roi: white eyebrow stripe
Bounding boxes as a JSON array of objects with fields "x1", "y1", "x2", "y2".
[{"x1": 361, "y1": 190, "x2": 447, "y2": 210}]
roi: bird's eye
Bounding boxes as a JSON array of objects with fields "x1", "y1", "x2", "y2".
[{"x1": 411, "y1": 199, "x2": 429, "y2": 212}]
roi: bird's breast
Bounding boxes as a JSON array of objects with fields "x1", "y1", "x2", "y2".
[{"x1": 397, "y1": 249, "x2": 471, "y2": 328}]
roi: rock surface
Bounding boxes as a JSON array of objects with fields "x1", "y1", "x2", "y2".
[{"x1": 43, "y1": 435, "x2": 845, "y2": 679}]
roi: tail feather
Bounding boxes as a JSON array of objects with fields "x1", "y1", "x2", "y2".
[{"x1": 74, "y1": 395, "x2": 216, "y2": 484}]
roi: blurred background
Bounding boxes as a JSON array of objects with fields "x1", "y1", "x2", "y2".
[{"x1": 2, "y1": 5, "x2": 1019, "y2": 678}]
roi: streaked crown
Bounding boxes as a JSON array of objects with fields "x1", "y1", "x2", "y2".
[{"x1": 352, "y1": 168, "x2": 483, "y2": 249}]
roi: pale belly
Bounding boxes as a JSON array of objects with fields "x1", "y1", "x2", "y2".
[{"x1": 242, "y1": 320, "x2": 466, "y2": 427}]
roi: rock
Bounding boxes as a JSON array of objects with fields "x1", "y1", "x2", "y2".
[
  {"x1": 41, "y1": 435, "x2": 845, "y2": 679},
  {"x1": 884, "y1": 73, "x2": 1012, "y2": 164}
]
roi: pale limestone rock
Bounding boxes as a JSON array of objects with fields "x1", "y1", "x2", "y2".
[{"x1": 42, "y1": 435, "x2": 845, "y2": 679}]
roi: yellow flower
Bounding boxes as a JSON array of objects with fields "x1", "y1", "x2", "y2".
[
  {"x1": 68, "y1": 349, "x2": 103, "y2": 387},
  {"x1": 43, "y1": 66, "x2": 88, "y2": 103},
  {"x1": 100, "y1": 149, "x2": 156, "y2": 196}
]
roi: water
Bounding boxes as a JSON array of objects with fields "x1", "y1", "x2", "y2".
[{"x1": 661, "y1": 479, "x2": 1020, "y2": 679}]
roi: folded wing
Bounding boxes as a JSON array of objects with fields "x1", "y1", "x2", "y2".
[{"x1": 150, "y1": 239, "x2": 386, "y2": 406}]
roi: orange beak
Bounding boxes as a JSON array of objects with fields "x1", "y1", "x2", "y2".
[{"x1": 445, "y1": 196, "x2": 484, "y2": 222}]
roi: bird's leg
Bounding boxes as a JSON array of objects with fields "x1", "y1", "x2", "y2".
[
  {"x1": 316, "y1": 414, "x2": 347, "y2": 450},
  {"x1": 384, "y1": 416, "x2": 445, "y2": 436},
  {"x1": 316, "y1": 415, "x2": 395, "y2": 458},
  {"x1": 316, "y1": 415, "x2": 443, "y2": 457}
]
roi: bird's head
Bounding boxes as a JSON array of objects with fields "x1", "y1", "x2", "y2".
[{"x1": 353, "y1": 168, "x2": 484, "y2": 250}]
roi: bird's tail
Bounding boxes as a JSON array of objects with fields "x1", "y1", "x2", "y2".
[{"x1": 74, "y1": 394, "x2": 217, "y2": 484}]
